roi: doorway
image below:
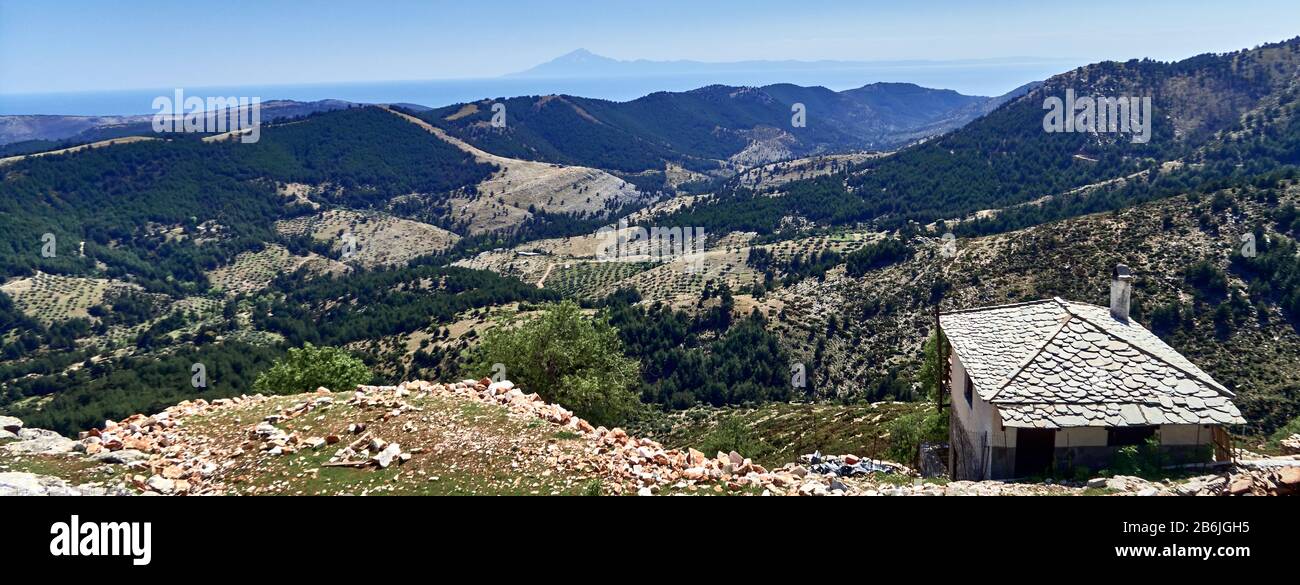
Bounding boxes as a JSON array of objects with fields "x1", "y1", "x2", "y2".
[{"x1": 1015, "y1": 428, "x2": 1056, "y2": 477}]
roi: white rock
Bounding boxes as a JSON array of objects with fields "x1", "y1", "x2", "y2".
[
  {"x1": 0, "y1": 415, "x2": 22, "y2": 433},
  {"x1": 374, "y1": 443, "x2": 402, "y2": 468},
  {"x1": 145, "y1": 475, "x2": 175, "y2": 494},
  {"x1": 3, "y1": 433, "x2": 76, "y2": 455}
]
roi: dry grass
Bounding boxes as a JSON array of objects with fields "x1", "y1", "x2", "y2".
[{"x1": 382, "y1": 106, "x2": 647, "y2": 235}]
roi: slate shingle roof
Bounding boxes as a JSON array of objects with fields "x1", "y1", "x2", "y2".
[{"x1": 939, "y1": 298, "x2": 1245, "y2": 429}]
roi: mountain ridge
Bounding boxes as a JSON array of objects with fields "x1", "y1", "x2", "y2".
[{"x1": 419, "y1": 81, "x2": 1026, "y2": 172}]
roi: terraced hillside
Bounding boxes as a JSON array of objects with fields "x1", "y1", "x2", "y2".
[
  {"x1": 205, "y1": 245, "x2": 349, "y2": 296},
  {"x1": 0, "y1": 272, "x2": 229, "y2": 349},
  {"x1": 1, "y1": 273, "x2": 143, "y2": 325},
  {"x1": 275, "y1": 209, "x2": 459, "y2": 268}
]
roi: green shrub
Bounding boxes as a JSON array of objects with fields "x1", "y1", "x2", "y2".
[
  {"x1": 845, "y1": 237, "x2": 913, "y2": 277},
  {"x1": 697, "y1": 416, "x2": 772, "y2": 460},
  {"x1": 886, "y1": 407, "x2": 948, "y2": 465},
  {"x1": 467, "y1": 301, "x2": 641, "y2": 427},
  {"x1": 1110, "y1": 435, "x2": 1165, "y2": 478},
  {"x1": 252, "y1": 343, "x2": 372, "y2": 395},
  {"x1": 1268, "y1": 414, "x2": 1300, "y2": 449}
]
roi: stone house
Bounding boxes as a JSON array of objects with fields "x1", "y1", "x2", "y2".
[{"x1": 937, "y1": 266, "x2": 1245, "y2": 480}]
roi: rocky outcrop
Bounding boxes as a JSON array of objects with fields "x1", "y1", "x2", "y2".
[
  {"x1": 1281, "y1": 434, "x2": 1300, "y2": 456},
  {"x1": 0, "y1": 471, "x2": 133, "y2": 496},
  {"x1": 2, "y1": 427, "x2": 77, "y2": 455}
]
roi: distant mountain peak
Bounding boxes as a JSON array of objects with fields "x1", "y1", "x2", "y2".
[
  {"x1": 512, "y1": 49, "x2": 621, "y2": 76},
  {"x1": 557, "y1": 48, "x2": 604, "y2": 61}
]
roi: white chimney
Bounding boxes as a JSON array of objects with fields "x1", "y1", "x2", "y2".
[{"x1": 1110, "y1": 264, "x2": 1132, "y2": 322}]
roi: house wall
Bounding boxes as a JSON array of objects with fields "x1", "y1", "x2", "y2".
[
  {"x1": 1051, "y1": 424, "x2": 1215, "y2": 473},
  {"x1": 947, "y1": 352, "x2": 1014, "y2": 480}
]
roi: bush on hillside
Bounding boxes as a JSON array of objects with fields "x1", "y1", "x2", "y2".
[
  {"x1": 468, "y1": 301, "x2": 641, "y2": 427},
  {"x1": 697, "y1": 416, "x2": 773, "y2": 461},
  {"x1": 253, "y1": 343, "x2": 372, "y2": 395}
]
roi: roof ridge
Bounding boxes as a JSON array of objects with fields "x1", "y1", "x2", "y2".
[
  {"x1": 1061, "y1": 303, "x2": 1233, "y2": 396},
  {"x1": 939, "y1": 298, "x2": 1058, "y2": 316},
  {"x1": 986, "y1": 311, "x2": 1074, "y2": 401}
]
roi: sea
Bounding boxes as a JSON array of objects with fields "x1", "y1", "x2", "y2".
[{"x1": 0, "y1": 61, "x2": 1080, "y2": 116}]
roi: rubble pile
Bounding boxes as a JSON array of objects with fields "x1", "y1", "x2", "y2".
[
  {"x1": 1208, "y1": 466, "x2": 1300, "y2": 496},
  {"x1": 73, "y1": 395, "x2": 270, "y2": 495},
  {"x1": 1078, "y1": 466, "x2": 1300, "y2": 496},
  {"x1": 398, "y1": 377, "x2": 917, "y2": 495}
]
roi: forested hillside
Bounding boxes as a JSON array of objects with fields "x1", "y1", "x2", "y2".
[
  {"x1": 419, "y1": 82, "x2": 1014, "y2": 172},
  {"x1": 0, "y1": 107, "x2": 495, "y2": 289},
  {"x1": 657, "y1": 38, "x2": 1300, "y2": 237}
]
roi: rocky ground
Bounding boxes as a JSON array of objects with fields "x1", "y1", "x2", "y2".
[{"x1": 1, "y1": 388, "x2": 1297, "y2": 496}]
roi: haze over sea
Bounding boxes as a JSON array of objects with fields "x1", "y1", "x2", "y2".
[{"x1": 0, "y1": 61, "x2": 1076, "y2": 116}]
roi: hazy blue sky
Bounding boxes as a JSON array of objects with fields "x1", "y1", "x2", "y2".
[{"x1": 2, "y1": 0, "x2": 1298, "y2": 94}]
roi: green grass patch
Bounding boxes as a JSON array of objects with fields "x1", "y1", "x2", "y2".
[{"x1": 636, "y1": 401, "x2": 931, "y2": 469}]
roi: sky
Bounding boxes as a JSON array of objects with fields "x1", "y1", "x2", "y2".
[{"x1": 2, "y1": 0, "x2": 1299, "y2": 95}]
